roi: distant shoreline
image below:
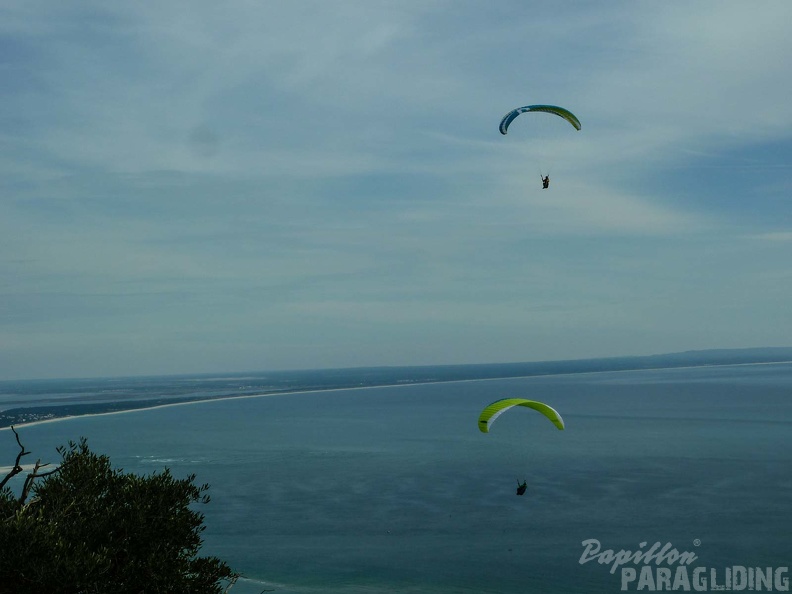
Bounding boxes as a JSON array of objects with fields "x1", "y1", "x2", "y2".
[{"x1": 3, "y1": 356, "x2": 791, "y2": 431}]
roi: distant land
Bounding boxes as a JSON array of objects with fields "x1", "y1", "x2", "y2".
[{"x1": 1, "y1": 347, "x2": 791, "y2": 429}]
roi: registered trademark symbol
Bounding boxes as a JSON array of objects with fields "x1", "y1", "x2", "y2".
[{"x1": 693, "y1": 539, "x2": 701, "y2": 547}]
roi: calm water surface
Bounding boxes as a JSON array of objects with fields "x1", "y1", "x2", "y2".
[{"x1": 5, "y1": 364, "x2": 791, "y2": 593}]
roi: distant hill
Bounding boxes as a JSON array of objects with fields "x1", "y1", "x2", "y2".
[
  {"x1": 275, "y1": 347, "x2": 792, "y2": 386},
  {"x1": 352, "y1": 347, "x2": 792, "y2": 383},
  {"x1": 613, "y1": 347, "x2": 792, "y2": 368}
]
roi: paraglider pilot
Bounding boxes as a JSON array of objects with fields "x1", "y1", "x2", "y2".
[
  {"x1": 516, "y1": 480, "x2": 528, "y2": 496},
  {"x1": 541, "y1": 175, "x2": 550, "y2": 189}
]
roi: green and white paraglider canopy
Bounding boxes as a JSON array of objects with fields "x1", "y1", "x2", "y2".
[
  {"x1": 499, "y1": 105, "x2": 581, "y2": 135},
  {"x1": 478, "y1": 398, "x2": 565, "y2": 433}
]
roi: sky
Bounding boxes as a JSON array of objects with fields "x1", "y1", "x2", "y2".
[{"x1": 2, "y1": 1, "x2": 792, "y2": 380}]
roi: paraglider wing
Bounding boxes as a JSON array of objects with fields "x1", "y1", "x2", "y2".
[
  {"x1": 499, "y1": 105, "x2": 581, "y2": 135},
  {"x1": 478, "y1": 398, "x2": 565, "y2": 433}
]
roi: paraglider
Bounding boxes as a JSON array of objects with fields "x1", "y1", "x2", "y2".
[
  {"x1": 498, "y1": 104, "x2": 581, "y2": 189},
  {"x1": 498, "y1": 105, "x2": 581, "y2": 135},
  {"x1": 478, "y1": 398, "x2": 565, "y2": 433},
  {"x1": 478, "y1": 398, "x2": 565, "y2": 495}
]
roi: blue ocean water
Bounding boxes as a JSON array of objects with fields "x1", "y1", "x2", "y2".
[{"x1": 3, "y1": 363, "x2": 791, "y2": 593}]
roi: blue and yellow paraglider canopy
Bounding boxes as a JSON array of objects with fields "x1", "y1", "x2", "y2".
[
  {"x1": 478, "y1": 398, "x2": 565, "y2": 433},
  {"x1": 499, "y1": 105, "x2": 581, "y2": 135}
]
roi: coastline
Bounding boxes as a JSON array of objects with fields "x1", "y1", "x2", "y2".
[{"x1": 3, "y1": 358, "x2": 791, "y2": 432}]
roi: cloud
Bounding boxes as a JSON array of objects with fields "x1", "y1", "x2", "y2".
[
  {"x1": 2, "y1": 1, "x2": 792, "y2": 378},
  {"x1": 749, "y1": 231, "x2": 792, "y2": 242}
]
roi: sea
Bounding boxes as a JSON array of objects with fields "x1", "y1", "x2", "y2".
[{"x1": 1, "y1": 361, "x2": 791, "y2": 593}]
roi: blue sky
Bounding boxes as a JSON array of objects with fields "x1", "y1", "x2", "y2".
[{"x1": 2, "y1": 1, "x2": 791, "y2": 380}]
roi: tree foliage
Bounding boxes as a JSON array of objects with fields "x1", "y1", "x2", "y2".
[{"x1": 0, "y1": 431, "x2": 237, "y2": 594}]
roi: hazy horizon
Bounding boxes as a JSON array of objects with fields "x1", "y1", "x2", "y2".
[{"x1": 2, "y1": 344, "x2": 792, "y2": 384}]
